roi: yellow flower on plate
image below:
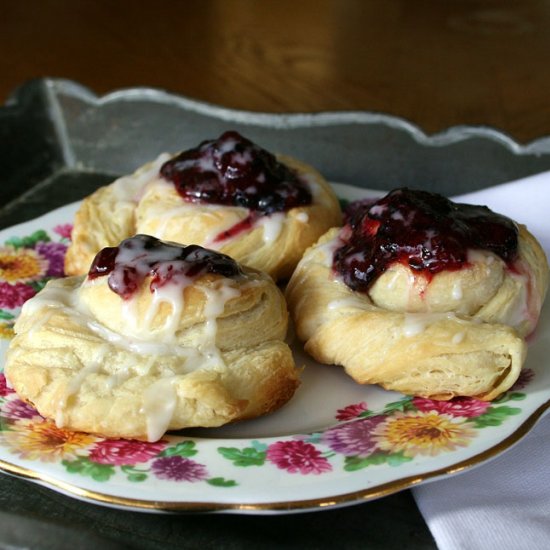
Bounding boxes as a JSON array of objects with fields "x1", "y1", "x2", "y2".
[
  {"x1": 0, "y1": 246, "x2": 47, "y2": 283},
  {"x1": 3, "y1": 419, "x2": 98, "y2": 462},
  {"x1": 0, "y1": 322, "x2": 14, "y2": 339},
  {"x1": 372, "y1": 410, "x2": 476, "y2": 457}
]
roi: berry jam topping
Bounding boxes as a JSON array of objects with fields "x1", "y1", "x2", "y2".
[
  {"x1": 159, "y1": 131, "x2": 312, "y2": 215},
  {"x1": 333, "y1": 188, "x2": 519, "y2": 293},
  {"x1": 88, "y1": 235, "x2": 242, "y2": 300}
]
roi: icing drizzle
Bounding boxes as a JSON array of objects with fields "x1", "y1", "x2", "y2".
[{"x1": 88, "y1": 235, "x2": 242, "y2": 300}]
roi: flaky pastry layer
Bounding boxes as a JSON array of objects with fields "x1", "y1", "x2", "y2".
[
  {"x1": 65, "y1": 154, "x2": 341, "y2": 280},
  {"x1": 6, "y1": 267, "x2": 299, "y2": 440},
  {"x1": 286, "y1": 224, "x2": 548, "y2": 400}
]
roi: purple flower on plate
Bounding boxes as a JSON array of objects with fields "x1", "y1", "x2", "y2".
[
  {"x1": 511, "y1": 368, "x2": 535, "y2": 391},
  {"x1": 2, "y1": 398, "x2": 41, "y2": 420},
  {"x1": 151, "y1": 456, "x2": 208, "y2": 482},
  {"x1": 35, "y1": 242, "x2": 67, "y2": 277},
  {"x1": 323, "y1": 416, "x2": 385, "y2": 457}
]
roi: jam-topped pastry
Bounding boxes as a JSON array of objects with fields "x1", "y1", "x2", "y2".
[
  {"x1": 6, "y1": 237, "x2": 299, "y2": 441},
  {"x1": 286, "y1": 188, "x2": 548, "y2": 401},
  {"x1": 334, "y1": 188, "x2": 518, "y2": 293},
  {"x1": 160, "y1": 131, "x2": 312, "y2": 215},
  {"x1": 65, "y1": 132, "x2": 341, "y2": 280},
  {"x1": 88, "y1": 235, "x2": 242, "y2": 299}
]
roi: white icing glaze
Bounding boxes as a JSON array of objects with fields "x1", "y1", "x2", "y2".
[
  {"x1": 316, "y1": 236, "x2": 341, "y2": 268},
  {"x1": 295, "y1": 212, "x2": 309, "y2": 223},
  {"x1": 467, "y1": 249, "x2": 498, "y2": 276},
  {"x1": 452, "y1": 331, "x2": 466, "y2": 345},
  {"x1": 111, "y1": 153, "x2": 171, "y2": 203},
  {"x1": 256, "y1": 213, "x2": 285, "y2": 244},
  {"x1": 502, "y1": 269, "x2": 530, "y2": 330},
  {"x1": 452, "y1": 280, "x2": 463, "y2": 300},
  {"x1": 385, "y1": 270, "x2": 401, "y2": 290},
  {"x1": 120, "y1": 278, "x2": 194, "y2": 343},
  {"x1": 300, "y1": 171, "x2": 324, "y2": 203},
  {"x1": 56, "y1": 344, "x2": 110, "y2": 428},
  {"x1": 148, "y1": 192, "x2": 236, "y2": 243},
  {"x1": 327, "y1": 297, "x2": 369, "y2": 311},
  {"x1": 402, "y1": 312, "x2": 457, "y2": 337},
  {"x1": 141, "y1": 377, "x2": 177, "y2": 442}
]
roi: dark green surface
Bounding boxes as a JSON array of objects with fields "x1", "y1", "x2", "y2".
[
  {"x1": 0, "y1": 170, "x2": 116, "y2": 230},
  {"x1": 0, "y1": 472, "x2": 435, "y2": 549}
]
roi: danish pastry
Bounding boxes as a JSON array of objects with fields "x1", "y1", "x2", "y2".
[
  {"x1": 65, "y1": 131, "x2": 342, "y2": 280},
  {"x1": 6, "y1": 235, "x2": 299, "y2": 441},
  {"x1": 286, "y1": 188, "x2": 549, "y2": 400}
]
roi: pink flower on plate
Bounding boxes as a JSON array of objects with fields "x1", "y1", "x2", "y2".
[
  {"x1": 0, "y1": 281, "x2": 36, "y2": 309},
  {"x1": 88, "y1": 439, "x2": 167, "y2": 465},
  {"x1": 413, "y1": 396, "x2": 490, "y2": 418},
  {"x1": 266, "y1": 440, "x2": 332, "y2": 475},
  {"x1": 0, "y1": 373, "x2": 15, "y2": 397},
  {"x1": 53, "y1": 224, "x2": 73, "y2": 240},
  {"x1": 335, "y1": 401, "x2": 369, "y2": 421}
]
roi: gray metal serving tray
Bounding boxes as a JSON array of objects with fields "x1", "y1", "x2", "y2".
[
  {"x1": 2, "y1": 78, "x2": 550, "y2": 550},
  {"x1": 2, "y1": 78, "x2": 550, "y2": 230}
]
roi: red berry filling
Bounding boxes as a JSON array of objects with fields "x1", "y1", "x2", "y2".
[
  {"x1": 160, "y1": 131, "x2": 312, "y2": 216},
  {"x1": 333, "y1": 188, "x2": 518, "y2": 293},
  {"x1": 88, "y1": 235, "x2": 242, "y2": 299}
]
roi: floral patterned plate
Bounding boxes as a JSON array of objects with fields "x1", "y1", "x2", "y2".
[{"x1": 1, "y1": 188, "x2": 549, "y2": 514}]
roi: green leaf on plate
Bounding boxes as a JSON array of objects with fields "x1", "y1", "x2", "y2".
[
  {"x1": 159, "y1": 440, "x2": 198, "y2": 458},
  {"x1": 217, "y1": 446, "x2": 266, "y2": 467},
  {"x1": 61, "y1": 458, "x2": 115, "y2": 482},
  {"x1": 386, "y1": 451, "x2": 413, "y2": 467},
  {"x1": 5, "y1": 230, "x2": 51, "y2": 249},
  {"x1": 382, "y1": 396, "x2": 415, "y2": 415},
  {"x1": 344, "y1": 453, "x2": 388, "y2": 471},
  {"x1": 469, "y1": 405, "x2": 522, "y2": 428},
  {"x1": 493, "y1": 392, "x2": 526, "y2": 404},
  {"x1": 207, "y1": 477, "x2": 238, "y2": 488},
  {"x1": 251, "y1": 440, "x2": 268, "y2": 452},
  {"x1": 120, "y1": 465, "x2": 149, "y2": 482}
]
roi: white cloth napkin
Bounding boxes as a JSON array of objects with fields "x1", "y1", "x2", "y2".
[{"x1": 412, "y1": 170, "x2": 550, "y2": 550}]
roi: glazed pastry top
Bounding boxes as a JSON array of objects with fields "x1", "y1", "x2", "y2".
[
  {"x1": 64, "y1": 131, "x2": 342, "y2": 280},
  {"x1": 286, "y1": 188, "x2": 548, "y2": 400},
  {"x1": 160, "y1": 130, "x2": 312, "y2": 217},
  {"x1": 334, "y1": 188, "x2": 518, "y2": 293},
  {"x1": 329, "y1": 188, "x2": 546, "y2": 335},
  {"x1": 8, "y1": 236, "x2": 296, "y2": 441},
  {"x1": 88, "y1": 234, "x2": 243, "y2": 299}
]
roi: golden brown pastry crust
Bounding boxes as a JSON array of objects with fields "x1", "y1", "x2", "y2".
[
  {"x1": 65, "y1": 154, "x2": 341, "y2": 281},
  {"x1": 286, "y1": 224, "x2": 548, "y2": 401},
  {"x1": 5, "y1": 264, "x2": 299, "y2": 441}
]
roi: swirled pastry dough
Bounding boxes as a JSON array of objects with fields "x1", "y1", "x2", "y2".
[
  {"x1": 65, "y1": 132, "x2": 341, "y2": 281},
  {"x1": 6, "y1": 236, "x2": 299, "y2": 441},
  {"x1": 286, "y1": 189, "x2": 549, "y2": 400}
]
